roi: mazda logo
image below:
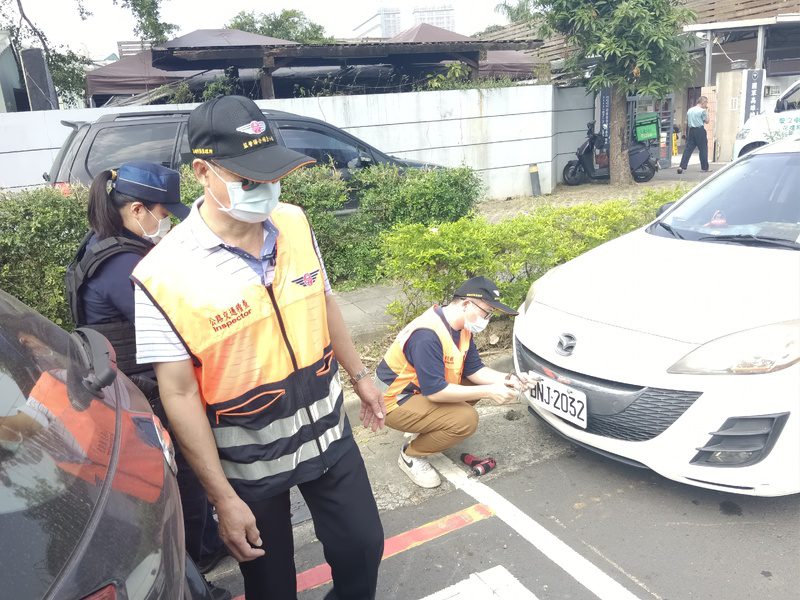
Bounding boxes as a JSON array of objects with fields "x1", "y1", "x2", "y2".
[{"x1": 556, "y1": 334, "x2": 577, "y2": 356}]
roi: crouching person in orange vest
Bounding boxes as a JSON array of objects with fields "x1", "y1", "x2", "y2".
[
  {"x1": 131, "y1": 95, "x2": 385, "y2": 600},
  {"x1": 376, "y1": 277, "x2": 537, "y2": 488}
]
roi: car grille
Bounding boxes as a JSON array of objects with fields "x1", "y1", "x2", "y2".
[{"x1": 515, "y1": 339, "x2": 702, "y2": 441}]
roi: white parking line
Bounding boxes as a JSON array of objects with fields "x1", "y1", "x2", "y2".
[
  {"x1": 420, "y1": 565, "x2": 538, "y2": 600},
  {"x1": 429, "y1": 455, "x2": 643, "y2": 600}
]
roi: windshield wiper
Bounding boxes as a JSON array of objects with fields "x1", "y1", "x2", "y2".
[
  {"x1": 698, "y1": 234, "x2": 800, "y2": 250},
  {"x1": 656, "y1": 221, "x2": 684, "y2": 239}
]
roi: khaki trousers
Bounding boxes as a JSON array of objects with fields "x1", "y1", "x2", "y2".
[{"x1": 385, "y1": 394, "x2": 479, "y2": 457}]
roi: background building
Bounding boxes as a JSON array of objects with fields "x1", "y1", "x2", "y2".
[{"x1": 412, "y1": 5, "x2": 455, "y2": 31}]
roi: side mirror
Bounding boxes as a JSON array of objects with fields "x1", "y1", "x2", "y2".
[
  {"x1": 42, "y1": 171, "x2": 50, "y2": 182},
  {"x1": 775, "y1": 99, "x2": 786, "y2": 113},
  {"x1": 656, "y1": 201, "x2": 676, "y2": 217},
  {"x1": 72, "y1": 327, "x2": 118, "y2": 398}
]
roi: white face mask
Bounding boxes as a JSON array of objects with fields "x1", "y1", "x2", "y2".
[
  {"x1": 208, "y1": 165, "x2": 280, "y2": 223},
  {"x1": 464, "y1": 302, "x2": 490, "y2": 334},
  {"x1": 138, "y1": 208, "x2": 171, "y2": 243},
  {"x1": 465, "y1": 315, "x2": 490, "y2": 334}
]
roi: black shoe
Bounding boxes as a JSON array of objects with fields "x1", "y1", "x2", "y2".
[
  {"x1": 198, "y1": 543, "x2": 230, "y2": 574},
  {"x1": 204, "y1": 578, "x2": 232, "y2": 600},
  {"x1": 676, "y1": 168, "x2": 684, "y2": 174}
]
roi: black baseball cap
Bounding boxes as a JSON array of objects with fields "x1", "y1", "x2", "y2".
[
  {"x1": 454, "y1": 276, "x2": 518, "y2": 316},
  {"x1": 113, "y1": 161, "x2": 189, "y2": 220},
  {"x1": 188, "y1": 95, "x2": 315, "y2": 182}
]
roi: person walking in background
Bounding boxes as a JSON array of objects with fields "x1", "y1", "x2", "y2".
[{"x1": 678, "y1": 96, "x2": 710, "y2": 174}]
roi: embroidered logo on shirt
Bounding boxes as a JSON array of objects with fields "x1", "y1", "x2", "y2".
[
  {"x1": 291, "y1": 270, "x2": 320, "y2": 287},
  {"x1": 208, "y1": 299, "x2": 253, "y2": 332}
]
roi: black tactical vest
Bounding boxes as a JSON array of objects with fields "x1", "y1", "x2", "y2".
[{"x1": 65, "y1": 231, "x2": 151, "y2": 376}]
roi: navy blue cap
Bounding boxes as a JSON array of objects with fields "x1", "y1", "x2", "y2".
[
  {"x1": 454, "y1": 276, "x2": 518, "y2": 316},
  {"x1": 112, "y1": 161, "x2": 189, "y2": 220}
]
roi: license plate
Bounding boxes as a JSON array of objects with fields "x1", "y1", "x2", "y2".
[{"x1": 528, "y1": 374, "x2": 588, "y2": 429}]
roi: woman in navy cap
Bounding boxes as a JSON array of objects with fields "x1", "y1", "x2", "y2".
[{"x1": 65, "y1": 161, "x2": 231, "y2": 600}]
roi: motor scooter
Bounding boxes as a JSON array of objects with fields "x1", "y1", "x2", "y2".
[{"x1": 563, "y1": 121, "x2": 658, "y2": 185}]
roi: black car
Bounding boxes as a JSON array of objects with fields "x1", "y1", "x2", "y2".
[
  {"x1": 0, "y1": 288, "x2": 212, "y2": 599},
  {"x1": 45, "y1": 108, "x2": 431, "y2": 212}
]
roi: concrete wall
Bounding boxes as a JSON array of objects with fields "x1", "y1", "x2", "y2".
[
  {"x1": 0, "y1": 85, "x2": 593, "y2": 196},
  {"x1": 714, "y1": 70, "x2": 744, "y2": 162},
  {"x1": 552, "y1": 87, "x2": 595, "y2": 183}
]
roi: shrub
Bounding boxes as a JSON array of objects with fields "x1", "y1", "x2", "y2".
[
  {"x1": 0, "y1": 186, "x2": 88, "y2": 326},
  {"x1": 382, "y1": 186, "x2": 688, "y2": 325}
]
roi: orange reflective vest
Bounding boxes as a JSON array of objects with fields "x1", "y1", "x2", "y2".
[
  {"x1": 376, "y1": 306, "x2": 471, "y2": 413},
  {"x1": 132, "y1": 203, "x2": 347, "y2": 500},
  {"x1": 29, "y1": 371, "x2": 164, "y2": 503}
]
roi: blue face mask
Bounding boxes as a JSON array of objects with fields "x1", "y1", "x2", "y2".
[{"x1": 208, "y1": 165, "x2": 280, "y2": 223}]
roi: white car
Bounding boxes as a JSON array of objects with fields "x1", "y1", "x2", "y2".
[
  {"x1": 733, "y1": 77, "x2": 800, "y2": 158},
  {"x1": 513, "y1": 138, "x2": 800, "y2": 497}
]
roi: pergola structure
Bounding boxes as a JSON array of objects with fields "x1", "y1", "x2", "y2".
[{"x1": 150, "y1": 39, "x2": 543, "y2": 99}]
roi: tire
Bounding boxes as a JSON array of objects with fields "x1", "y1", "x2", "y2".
[
  {"x1": 632, "y1": 161, "x2": 656, "y2": 183},
  {"x1": 738, "y1": 142, "x2": 766, "y2": 158},
  {"x1": 562, "y1": 161, "x2": 585, "y2": 186}
]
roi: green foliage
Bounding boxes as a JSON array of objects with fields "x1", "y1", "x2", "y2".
[
  {"x1": 116, "y1": 0, "x2": 177, "y2": 43},
  {"x1": 226, "y1": 9, "x2": 332, "y2": 44},
  {"x1": 417, "y1": 62, "x2": 526, "y2": 91},
  {"x1": 474, "y1": 24, "x2": 507, "y2": 37},
  {"x1": 354, "y1": 164, "x2": 482, "y2": 226},
  {"x1": 495, "y1": 0, "x2": 536, "y2": 23},
  {"x1": 169, "y1": 81, "x2": 195, "y2": 104},
  {"x1": 202, "y1": 71, "x2": 238, "y2": 101},
  {"x1": 0, "y1": 186, "x2": 88, "y2": 327},
  {"x1": 381, "y1": 186, "x2": 688, "y2": 324},
  {"x1": 46, "y1": 47, "x2": 93, "y2": 108},
  {"x1": 533, "y1": 0, "x2": 696, "y2": 97}
]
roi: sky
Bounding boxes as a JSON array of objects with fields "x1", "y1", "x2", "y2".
[{"x1": 21, "y1": 0, "x2": 508, "y2": 59}]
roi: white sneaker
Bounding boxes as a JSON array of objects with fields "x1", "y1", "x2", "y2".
[{"x1": 398, "y1": 446, "x2": 441, "y2": 488}]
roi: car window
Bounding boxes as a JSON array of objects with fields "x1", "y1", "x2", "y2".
[
  {"x1": 783, "y1": 83, "x2": 800, "y2": 111},
  {"x1": 0, "y1": 290, "x2": 116, "y2": 596},
  {"x1": 85, "y1": 123, "x2": 179, "y2": 178},
  {"x1": 53, "y1": 124, "x2": 89, "y2": 183},
  {"x1": 658, "y1": 152, "x2": 800, "y2": 244},
  {"x1": 276, "y1": 123, "x2": 362, "y2": 168},
  {"x1": 177, "y1": 126, "x2": 193, "y2": 167}
]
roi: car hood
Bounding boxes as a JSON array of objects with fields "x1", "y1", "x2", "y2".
[{"x1": 532, "y1": 228, "x2": 800, "y2": 344}]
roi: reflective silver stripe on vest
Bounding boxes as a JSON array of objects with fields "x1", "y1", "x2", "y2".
[
  {"x1": 219, "y1": 401, "x2": 346, "y2": 481},
  {"x1": 213, "y1": 375, "x2": 342, "y2": 449}
]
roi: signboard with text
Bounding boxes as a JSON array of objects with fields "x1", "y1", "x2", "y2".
[{"x1": 743, "y1": 69, "x2": 764, "y2": 125}]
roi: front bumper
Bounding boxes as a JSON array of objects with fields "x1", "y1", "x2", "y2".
[{"x1": 513, "y1": 306, "x2": 800, "y2": 497}]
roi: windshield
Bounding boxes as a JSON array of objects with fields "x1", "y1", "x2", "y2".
[
  {"x1": 652, "y1": 152, "x2": 800, "y2": 246},
  {"x1": 0, "y1": 289, "x2": 115, "y2": 596}
]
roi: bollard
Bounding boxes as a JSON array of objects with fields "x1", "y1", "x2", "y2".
[{"x1": 529, "y1": 164, "x2": 541, "y2": 196}]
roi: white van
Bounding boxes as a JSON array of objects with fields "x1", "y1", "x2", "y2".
[{"x1": 733, "y1": 78, "x2": 800, "y2": 158}]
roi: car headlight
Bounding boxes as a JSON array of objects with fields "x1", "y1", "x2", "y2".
[
  {"x1": 735, "y1": 129, "x2": 750, "y2": 140},
  {"x1": 668, "y1": 321, "x2": 800, "y2": 375}
]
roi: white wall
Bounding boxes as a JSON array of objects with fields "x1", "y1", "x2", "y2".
[{"x1": 0, "y1": 86, "x2": 592, "y2": 196}]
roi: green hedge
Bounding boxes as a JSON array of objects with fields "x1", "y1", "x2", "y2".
[
  {"x1": 0, "y1": 163, "x2": 481, "y2": 325},
  {"x1": 381, "y1": 187, "x2": 689, "y2": 325},
  {"x1": 0, "y1": 187, "x2": 88, "y2": 326}
]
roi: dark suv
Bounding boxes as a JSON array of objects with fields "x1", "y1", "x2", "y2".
[{"x1": 46, "y1": 108, "x2": 429, "y2": 211}]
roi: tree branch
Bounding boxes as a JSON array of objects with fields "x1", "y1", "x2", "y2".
[{"x1": 14, "y1": 0, "x2": 50, "y2": 59}]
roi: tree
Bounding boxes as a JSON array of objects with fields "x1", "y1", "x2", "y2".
[
  {"x1": 226, "y1": 9, "x2": 332, "y2": 44},
  {"x1": 532, "y1": 0, "x2": 696, "y2": 184},
  {"x1": 0, "y1": 0, "x2": 176, "y2": 107},
  {"x1": 494, "y1": 0, "x2": 536, "y2": 23},
  {"x1": 473, "y1": 24, "x2": 506, "y2": 37}
]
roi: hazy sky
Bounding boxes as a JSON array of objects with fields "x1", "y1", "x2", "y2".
[{"x1": 22, "y1": 0, "x2": 508, "y2": 58}]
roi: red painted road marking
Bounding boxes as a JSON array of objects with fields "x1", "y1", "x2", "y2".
[{"x1": 231, "y1": 503, "x2": 494, "y2": 599}]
